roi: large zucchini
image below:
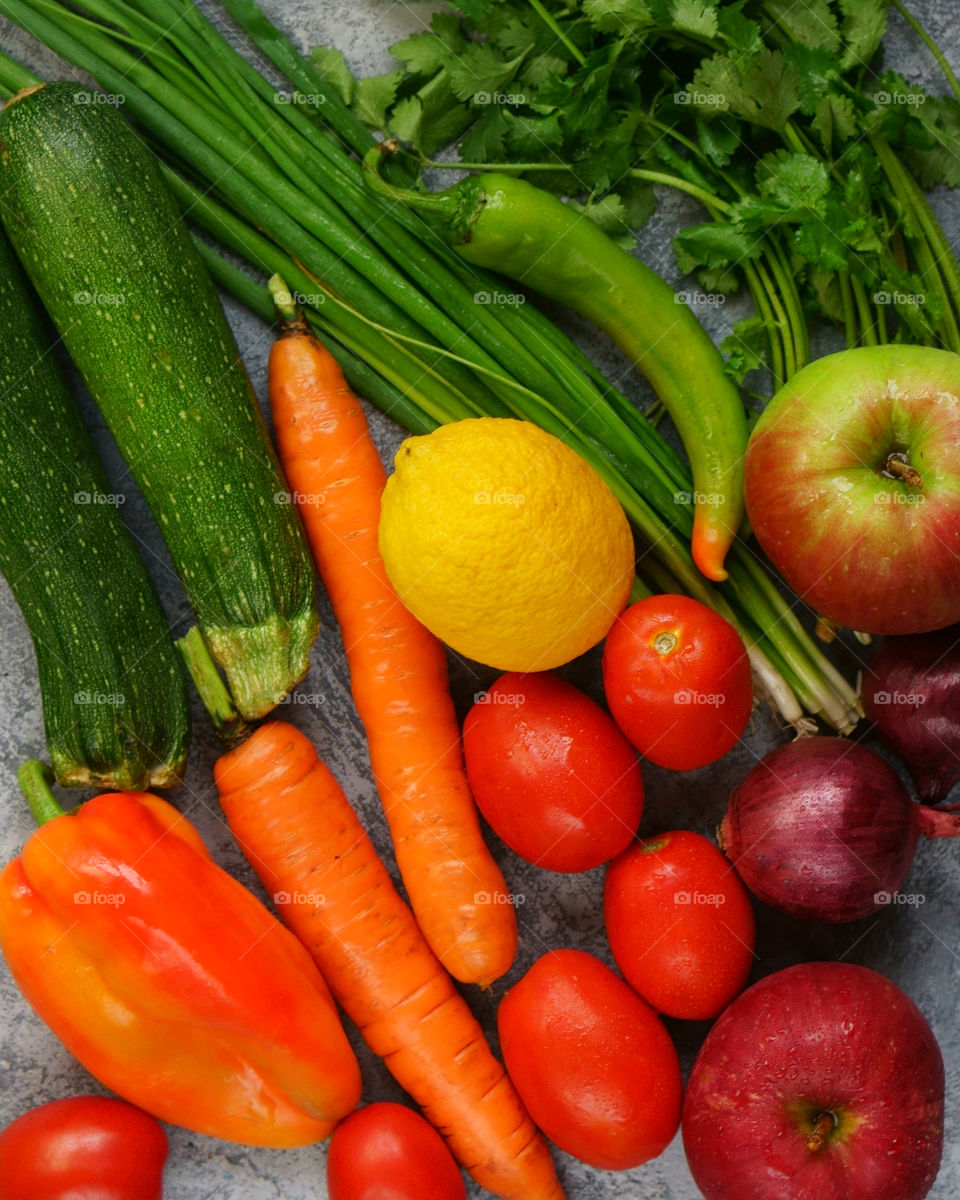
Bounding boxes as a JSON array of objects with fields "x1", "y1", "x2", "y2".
[
  {"x1": 0, "y1": 82, "x2": 318, "y2": 718},
  {"x1": 0, "y1": 223, "x2": 189, "y2": 788}
]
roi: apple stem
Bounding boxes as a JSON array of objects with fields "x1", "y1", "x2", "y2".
[
  {"x1": 884, "y1": 452, "x2": 923, "y2": 488},
  {"x1": 807, "y1": 1112, "x2": 837, "y2": 1152}
]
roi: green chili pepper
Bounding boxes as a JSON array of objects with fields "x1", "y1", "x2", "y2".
[{"x1": 363, "y1": 143, "x2": 747, "y2": 582}]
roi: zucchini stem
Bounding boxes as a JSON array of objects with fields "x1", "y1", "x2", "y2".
[{"x1": 176, "y1": 626, "x2": 248, "y2": 744}]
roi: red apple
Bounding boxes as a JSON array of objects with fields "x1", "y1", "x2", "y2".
[
  {"x1": 682, "y1": 961, "x2": 944, "y2": 1200},
  {"x1": 744, "y1": 345, "x2": 960, "y2": 634}
]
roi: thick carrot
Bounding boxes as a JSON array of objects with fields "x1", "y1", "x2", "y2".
[
  {"x1": 214, "y1": 721, "x2": 565, "y2": 1200},
  {"x1": 267, "y1": 279, "x2": 516, "y2": 987}
]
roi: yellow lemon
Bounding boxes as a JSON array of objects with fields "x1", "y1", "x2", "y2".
[{"x1": 379, "y1": 418, "x2": 635, "y2": 671}]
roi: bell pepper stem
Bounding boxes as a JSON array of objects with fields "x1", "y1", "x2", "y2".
[
  {"x1": 18, "y1": 760, "x2": 66, "y2": 826},
  {"x1": 176, "y1": 626, "x2": 249, "y2": 744}
]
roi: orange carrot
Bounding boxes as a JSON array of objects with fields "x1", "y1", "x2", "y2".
[
  {"x1": 267, "y1": 280, "x2": 516, "y2": 987},
  {"x1": 214, "y1": 721, "x2": 565, "y2": 1200}
]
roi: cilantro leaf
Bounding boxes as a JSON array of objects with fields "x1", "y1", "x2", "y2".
[
  {"x1": 452, "y1": 0, "x2": 500, "y2": 19},
  {"x1": 572, "y1": 193, "x2": 636, "y2": 247},
  {"x1": 389, "y1": 32, "x2": 450, "y2": 77},
  {"x1": 811, "y1": 93, "x2": 859, "y2": 152},
  {"x1": 716, "y1": 2, "x2": 762, "y2": 52},
  {"x1": 445, "y1": 43, "x2": 530, "y2": 103},
  {"x1": 673, "y1": 222, "x2": 764, "y2": 275},
  {"x1": 670, "y1": 0, "x2": 719, "y2": 40},
  {"x1": 783, "y1": 43, "x2": 838, "y2": 117},
  {"x1": 756, "y1": 151, "x2": 830, "y2": 211},
  {"x1": 793, "y1": 198, "x2": 852, "y2": 272},
  {"x1": 695, "y1": 117, "x2": 740, "y2": 167},
  {"x1": 484, "y1": 14, "x2": 539, "y2": 58},
  {"x1": 389, "y1": 75, "x2": 472, "y2": 155},
  {"x1": 582, "y1": 0, "x2": 655, "y2": 36},
  {"x1": 903, "y1": 96, "x2": 960, "y2": 188},
  {"x1": 504, "y1": 111, "x2": 565, "y2": 153},
  {"x1": 722, "y1": 315, "x2": 769, "y2": 384},
  {"x1": 351, "y1": 72, "x2": 402, "y2": 131},
  {"x1": 459, "y1": 106, "x2": 511, "y2": 161},
  {"x1": 690, "y1": 49, "x2": 801, "y2": 130},
  {"x1": 522, "y1": 52, "x2": 570, "y2": 90},
  {"x1": 762, "y1": 0, "x2": 839, "y2": 52},
  {"x1": 806, "y1": 268, "x2": 845, "y2": 323},
  {"x1": 620, "y1": 178, "x2": 657, "y2": 229},
  {"x1": 309, "y1": 45, "x2": 354, "y2": 105},
  {"x1": 838, "y1": 0, "x2": 890, "y2": 70}
]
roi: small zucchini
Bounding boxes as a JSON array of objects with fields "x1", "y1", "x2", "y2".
[
  {"x1": 0, "y1": 82, "x2": 318, "y2": 718},
  {"x1": 0, "y1": 223, "x2": 189, "y2": 788}
]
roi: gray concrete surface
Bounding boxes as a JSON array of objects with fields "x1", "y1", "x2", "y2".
[{"x1": 0, "y1": 1, "x2": 958, "y2": 1197}]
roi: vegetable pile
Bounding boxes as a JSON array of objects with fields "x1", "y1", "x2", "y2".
[
  {"x1": 0, "y1": 0, "x2": 865, "y2": 734},
  {"x1": 0, "y1": 2, "x2": 958, "y2": 1200}
]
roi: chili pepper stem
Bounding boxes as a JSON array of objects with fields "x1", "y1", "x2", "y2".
[
  {"x1": 18, "y1": 760, "x2": 65, "y2": 826},
  {"x1": 363, "y1": 141, "x2": 455, "y2": 217},
  {"x1": 176, "y1": 626, "x2": 249, "y2": 744}
]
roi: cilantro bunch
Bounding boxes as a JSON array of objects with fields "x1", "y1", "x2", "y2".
[{"x1": 321, "y1": 0, "x2": 960, "y2": 390}]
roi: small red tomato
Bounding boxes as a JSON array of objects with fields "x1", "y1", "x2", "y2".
[
  {"x1": 497, "y1": 948, "x2": 682, "y2": 1170},
  {"x1": 604, "y1": 830, "x2": 756, "y2": 1020},
  {"x1": 602, "y1": 594, "x2": 752, "y2": 770},
  {"x1": 462, "y1": 672, "x2": 643, "y2": 872},
  {"x1": 0, "y1": 1095, "x2": 168, "y2": 1200},
  {"x1": 327, "y1": 1102, "x2": 465, "y2": 1200}
]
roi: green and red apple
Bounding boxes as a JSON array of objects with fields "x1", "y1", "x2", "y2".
[{"x1": 744, "y1": 345, "x2": 960, "y2": 634}]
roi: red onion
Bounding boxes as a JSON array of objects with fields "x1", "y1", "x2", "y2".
[
  {"x1": 862, "y1": 627, "x2": 960, "y2": 803},
  {"x1": 720, "y1": 737, "x2": 960, "y2": 922}
]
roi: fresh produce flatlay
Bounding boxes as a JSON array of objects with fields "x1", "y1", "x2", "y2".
[{"x1": 0, "y1": 1, "x2": 958, "y2": 1198}]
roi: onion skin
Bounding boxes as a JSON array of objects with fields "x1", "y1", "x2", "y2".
[
  {"x1": 862, "y1": 628, "x2": 960, "y2": 803},
  {"x1": 721, "y1": 738, "x2": 922, "y2": 922}
]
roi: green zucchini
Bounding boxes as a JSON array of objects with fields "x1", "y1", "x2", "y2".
[
  {"x1": 0, "y1": 223, "x2": 189, "y2": 788},
  {"x1": 0, "y1": 82, "x2": 318, "y2": 718}
]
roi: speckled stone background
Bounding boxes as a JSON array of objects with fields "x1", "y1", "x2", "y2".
[{"x1": 0, "y1": 2, "x2": 958, "y2": 1198}]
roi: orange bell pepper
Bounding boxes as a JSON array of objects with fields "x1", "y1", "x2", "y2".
[{"x1": 0, "y1": 762, "x2": 362, "y2": 1148}]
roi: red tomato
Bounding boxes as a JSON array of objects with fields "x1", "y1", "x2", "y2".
[
  {"x1": 462, "y1": 672, "x2": 643, "y2": 872},
  {"x1": 604, "y1": 830, "x2": 756, "y2": 1020},
  {"x1": 327, "y1": 1102, "x2": 465, "y2": 1200},
  {"x1": 497, "y1": 948, "x2": 682, "y2": 1170},
  {"x1": 602, "y1": 594, "x2": 752, "y2": 770},
  {"x1": 0, "y1": 1095, "x2": 167, "y2": 1200}
]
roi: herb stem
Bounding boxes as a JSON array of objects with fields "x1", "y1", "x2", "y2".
[
  {"x1": 838, "y1": 273, "x2": 858, "y2": 347},
  {"x1": 628, "y1": 168, "x2": 731, "y2": 211},
  {"x1": 526, "y1": 0, "x2": 586, "y2": 64},
  {"x1": 871, "y1": 133, "x2": 960, "y2": 350},
  {"x1": 752, "y1": 257, "x2": 793, "y2": 383},
  {"x1": 851, "y1": 277, "x2": 879, "y2": 346}
]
